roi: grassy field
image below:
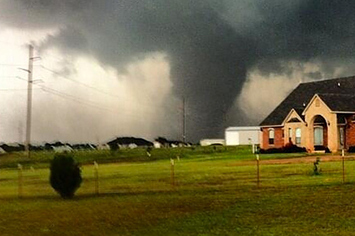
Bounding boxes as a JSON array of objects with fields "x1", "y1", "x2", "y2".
[
  {"x1": 1, "y1": 146, "x2": 355, "y2": 235},
  {"x1": 0, "y1": 145, "x2": 307, "y2": 169}
]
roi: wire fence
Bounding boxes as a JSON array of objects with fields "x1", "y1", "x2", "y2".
[{"x1": 1, "y1": 155, "x2": 355, "y2": 199}]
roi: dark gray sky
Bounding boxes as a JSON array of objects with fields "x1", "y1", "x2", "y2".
[{"x1": 1, "y1": 0, "x2": 355, "y2": 143}]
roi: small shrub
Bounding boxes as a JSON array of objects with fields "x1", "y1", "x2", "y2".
[
  {"x1": 348, "y1": 146, "x2": 355, "y2": 153},
  {"x1": 50, "y1": 153, "x2": 82, "y2": 199},
  {"x1": 283, "y1": 143, "x2": 307, "y2": 153},
  {"x1": 260, "y1": 148, "x2": 283, "y2": 154},
  {"x1": 259, "y1": 143, "x2": 306, "y2": 154}
]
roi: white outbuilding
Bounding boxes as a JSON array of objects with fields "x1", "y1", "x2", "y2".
[{"x1": 225, "y1": 126, "x2": 261, "y2": 146}]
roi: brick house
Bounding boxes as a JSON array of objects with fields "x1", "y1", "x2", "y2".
[{"x1": 259, "y1": 76, "x2": 355, "y2": 153}]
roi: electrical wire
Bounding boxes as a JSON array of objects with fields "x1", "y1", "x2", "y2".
[
  {"x1": 38, "y1": 86, "x2": 169, "y2": 124},
  {"x1": 39, "y1": 64, "x2": 179, "y2": 115},
  {"x1": 0, "y1": 76, "x2": 18, "y2": 78},
  {"x1": 40, "y1": 65, "x2": 123, "y2": 99},
  {"x1": 11, "y1": 75, "x2": 164, "y2": 117},
  {"x1": 0, "y1": 88, "x2": 40, "y2": 92},
  {"x1": 38, "y1": 85, "x2": 118, "y2": 113}
]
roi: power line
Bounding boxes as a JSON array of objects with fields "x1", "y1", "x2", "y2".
[
  {"x1": 38, "y1": 85, "x2": 160, "y2": 117},
  {"x1": 38, "y1": 85, "x2": 117, "y2": 113},
  {"x1": 0, "y1": 76, "x2": 18, "y2": 78},
  {"x1": 0, "y1": 88, "x2": 40, "y2": 92},
  {"x1": 12, "y1": 73, "x2": 120, "y2": 112},
  {"x1": 2, "y1": 56, "x2": 181, "y2": 118},
  {"x1": 13, "y1": 76, "x2": 28, "y2": 82},
  {"x1": 12, "y1": 75, "x2": 163, "y2": 116},
  {"x1": 39, "y1": 64, "x2": 179, "y2": 114},
  {"x1": 38, "y1": 86, "x2": 165, "y2": 123},
  {"x1": 40, "y1": 65, "x2": 123, "y2": 100}
]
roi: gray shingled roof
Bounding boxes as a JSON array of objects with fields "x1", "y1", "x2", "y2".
[
  {"x1": 260, "y1": 76, "x2": 355, "y2": 126},
  {"x1": 318, "y1": 93, "x2": 355, "y2": 112}
]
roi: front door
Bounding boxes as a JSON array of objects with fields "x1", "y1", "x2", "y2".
[{"x1": 314, "y1": 127, "x2": 323, "y2": 146}]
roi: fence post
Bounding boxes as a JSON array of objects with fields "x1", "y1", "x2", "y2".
[
  {"x1": 256, "y1": 154, "x2": 260, "y2": 188},
  {"x1": 342, "y1": 149, "x2": 345, "y2": 184},
  {"x1": 170, "y1": 159, "x2": 175, "y2": 188},
  {"x1": 94, "y1": 161, "x2": 99, "y2": 195},
  {"x1": 18, "y1": 164, "x2": 23, "y2": 198}
]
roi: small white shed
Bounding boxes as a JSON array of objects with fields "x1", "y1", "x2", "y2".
[{"x1": 225, "y1": 126, "x2": 260, "y2": 146}]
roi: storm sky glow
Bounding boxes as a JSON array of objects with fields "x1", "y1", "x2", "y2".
[{"x1": 1, "y1": 1, "x2": 355, "y2": 143}]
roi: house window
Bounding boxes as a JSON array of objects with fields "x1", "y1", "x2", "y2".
[
  {"x1": 288, "y1": 128, "x2": 293, "y2": 143},
  {"x1": 268, "y1": 129, "x2": 275, "y2": 145},
  {"x1": 295, "y1": 128, "x2": 301, "y2": 145},
  {"x1": 314, "y1": 126, "x2": 324, "y2": 146}
]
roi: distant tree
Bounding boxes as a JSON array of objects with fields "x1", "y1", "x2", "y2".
[
  {"x1": 50, "y1": 153, "x2": 82, "y2": 199},
  {"x1": 107, "y1": 139, "x2": 119, "y2": 151},
  {"x1": 155, "y1": 137, "x2": 169, "y2": 147}
]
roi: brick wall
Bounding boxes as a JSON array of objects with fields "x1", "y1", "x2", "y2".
[
  {"x1": 323, "y1": 125, "x2": 328, "y2": 147},
  {"x1": 346, "y1": 116, "x2": 355, "y2": 148},
  {"x1": 261, "y1": 127, "x2": 284, "y2": 149}
]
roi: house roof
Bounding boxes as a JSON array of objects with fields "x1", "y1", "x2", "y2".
[
  {"x1": 225, "y1": 126, "x2": 260, "y2": 131},
  {"x1": 318, "y1": 93, "x2": 355, "y2": 112},
  {"x1": 260, "y1": 76, "x2": 355, "y2": 126}
]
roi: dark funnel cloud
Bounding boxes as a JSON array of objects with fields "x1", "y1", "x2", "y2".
[{"x1": 2, "y1": 0, "x2": 355, "y2": 141}]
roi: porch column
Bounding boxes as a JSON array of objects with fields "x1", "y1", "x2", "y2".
[{"x1": 327, "y1": 115, "x2": 338, "y2": 152}]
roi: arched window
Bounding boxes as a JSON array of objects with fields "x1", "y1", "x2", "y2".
[
  {"x1": 295, "y1": 128, "x2": 301, "y2": 145},
  {"x1": 268, "y1": 129, "x2": 275, "y2": 145}
]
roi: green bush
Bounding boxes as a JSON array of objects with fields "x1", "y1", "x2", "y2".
[{"x1": 50, "y1": 153, "x2": 82, "y2": 199}]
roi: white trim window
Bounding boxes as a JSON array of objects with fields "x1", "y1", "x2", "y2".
[
  {"x1": 288, "y1": 128, "x2": 293, "y2": 143},
  {"x1": 269, "y1": 129, "x2": 275, "y2": 145},
  {"x1": 314, "y1": 126, "x2": 324, "y2": 146},
  {"x1": 295, "y1": 128, "x2": 301, "y2": 145}
]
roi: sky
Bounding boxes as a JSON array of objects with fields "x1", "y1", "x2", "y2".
[{"x1": 1, "y1": 1, "x2": 355, "y2": 144}]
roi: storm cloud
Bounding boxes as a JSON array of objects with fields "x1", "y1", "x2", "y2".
[{"x1": 1, "y1": 0, "x2": 355, "y2": 141}]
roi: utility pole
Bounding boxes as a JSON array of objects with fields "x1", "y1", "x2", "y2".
[
  {"x1": 25, "y1": 45, "x2": 34, "y2": 158},
  {"x1": 182, "y1": 97, "x2": 186, "y2": 143}
]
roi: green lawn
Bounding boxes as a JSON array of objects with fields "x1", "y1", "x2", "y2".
[
  {"x1": 1, "y1": 147, "x2": 355, "y2": 235},
  {"x1": 0, "y1": 145, "x2": 306, "y2": 169}
]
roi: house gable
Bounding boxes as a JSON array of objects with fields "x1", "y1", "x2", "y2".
[
  {"x1": 282, "y1": 109, "x2": 305, "y2": 126},
  {"x1": 302, "y1": 94, "x2": 332, "y2": 116},
  {"x1": 303, "y1": 94, "x2": 338, "y2": 152}
]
